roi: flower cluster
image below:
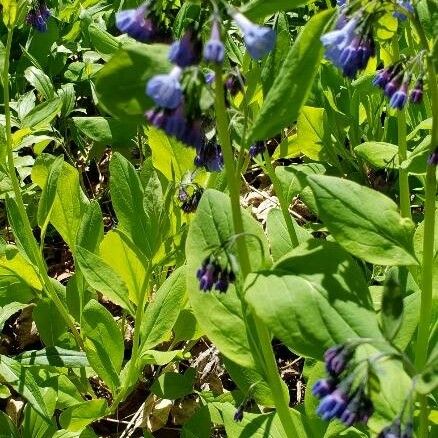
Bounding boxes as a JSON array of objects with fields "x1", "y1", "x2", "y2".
[
  {"x1": 197, "y1": 255, "x2": 236, "y2": 293},
  {"x1": 194, "y1": 142, "x2": 224, "y2": 172},
  {"x1": 170, "y1": 31, "x2": 202, "y2": 68},
  {"x1": 27, "y1": 2, "x2": 50, "y2": 32},
  {"x1": 313, "y1": 345, "x2": 373, "y2": 427},
  {"x1": 321, "y1": 13, "x2": 375, "y2": 78},
  {"x1": 248, "y1": 141, "x2": 266, "y2": 159},
  {"x1": 373, "y1": 62, "x2": 424, "y2": 110},
  {"x1": 178, "y1": 185, "x2": 204, "y2": 213},
  {"x1": 115, "y1": 2, "x2": 156, "y2": 42},
  {"x1": 378, "y1": 419, "x2": 413, "y2": 438}
]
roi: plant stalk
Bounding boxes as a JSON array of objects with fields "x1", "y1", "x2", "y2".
[
  {"x1": 2, "y1": 29, "x2": 84, "y2": 350},
  {"x1": 214, "y1": 65, "x2": 303, "y2": 438}
]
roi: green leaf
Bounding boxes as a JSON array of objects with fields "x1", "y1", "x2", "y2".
[
  {"x1": 0, "y1": 302, "x2": 27, "y2": 331},
  {"x1": 59, "y1": 83, "x2": 76, "y2": 117},
  {"x1": 15, "y1": 347, "x2": 88, "y2": 368},
  {"x1": 266, "y1": 208, "x2": 311, "y2": 261},
  {"x1": 151, "y1": 368, "x2": 196, "y2": 400},
  {"x1": 76, "y1": 201, "x2": 104, "y2": 253},
  {"x1": 72, "y1": 117, "x2": 137, "y2": 146},
  {"x1": 94, "y1": 43, "x2": 171, "y2": 121},
  {"x1": 24, "y1": 66, "x2": 55, "y2": 100},
  {"x1": 140, "y1": 266, "x2": 186, "y2": 352},
  {"x1": 308, "y1": 175, "x2": 417, "y2": 266},
  {"x1": 109, "y1": 152, "x2": 154, "y2": 258},
  {"x1": 242, "y1": 0, "x2": 312, "y2": 20},
  {"x1": 75, "y1": 246, "x2": 133, "y2": 314},
  {"x1": 380, "y1": 268, "x2": 404, "y2": 341},
  {"x1": 21, "y1": 98, "x2": 62, "y2": 130},
  {"x1": 88, "y1": 23, "x2": 121, "y2": 58},
  {"x1": 173, "y1": 308, "x2": 203, "y2": 343},
  {"x1": 37, "y1": 155, "x2": 64, "y2": 229},
  {"x1": 0, "y1": 355, "x2": 49, "y2": 420},
  {"x1": 148, "y1": 127, "x2": 196, "y2": 181},
  {"x1": 81, "y1": 300, "x2": 124, "y2": 392},
  {"x1": 139, "y1": 350, "x2": 184, "y2": 366},
  {"x1": 59, "y1": 399, "x2": 107, "y2": 432},
  {"x1": 248, "y1": 9, "x2": 334, "y2": 142},
  {"x1": 354, "y1": 142, "x2": 399, "y2": 169},
  {"x1": 0, "y1": 411, "x2": 19, "y2": 437},
  {"x1": 100, "y1": 230, "x2": 147, "y2": 305},
  {"x1": 186, "y1": 189, "x2": 274, "y2": 405},
  {"x1": 245, "y1": 241, "x2": 385, "y2": 360}
]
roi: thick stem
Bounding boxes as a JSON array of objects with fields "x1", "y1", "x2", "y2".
[
  {"x1": 214, "y1": 65, "x2": 303, "y2": 438},
  {"x1": 411, "y1": 14, "x2": 438, "y2": 438},
  {"x1": 262, "y1": 150, "x2": 299, "y2": 247},
  {"x1": 3, "y1": 29, "x2": 84, "y2": 350},
  {"x1": 392, "y1": 37, "x2": 411, "y2": 219}
]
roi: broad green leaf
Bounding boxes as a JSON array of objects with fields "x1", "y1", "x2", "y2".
[
  {"x1": 354, "y1": 142, "x2": 399, "y2": 169},
  {"x1": 140, "y1": 266, "x2": 186, "y2": 352},
  {"x1": 76, "y1": 201, "x2": 104, "y2": 253},
  {"x1": 0, "y1": 411, "x2": 19, "y2": 437},
  {"x1": 95, "y1": 44, "x2": 171, "y2": 121},
  {"x1": 266, "y1": 208, "x2": 311, "y2": 261},
  {"x1": 139, "y1": 350, "x2": 184, "y2": 366},
  {"x1": 75, "y1": 247, "x2": 134, "y2": 314},
  {"x1": 0, "y1": 302, "x2": 27, "y2": 331},
  {"x1": 59, "y1": 83, "x2": 76, "y2": 117},
  {"x1": 308, "y1": 175, "x2": 417, "y2": 266},
  {"x1": 72, "y1": 117, "x2": 137, "y2": 146},
  {"x1": 21, "y1": 98, "x2": 62, "y2": 130},
  {"x1": 0, "y1": 355, "x2": 49, "y2": 420},
  {"x1": 245, "y1": 241, "x2": 385, "y2": 360},
  {"x1": 0, "y1": 0, "x2": 17, "y2": 27},
  {"x1": 32, "y1": 154, "x2": 89, "y2": 252},
  {"x1": 151, "y1": 368, "x2": 196, "y2": 400},
  {"x1": 81, "y1": 300, "x2": 124, "y2": 392},
  {"x1": 242, "y1": 0, "x2": 312, "y2": 20},
  {"x1": 248, "y1": 9, "x2": 334, "y2": 142},
  {"x1": 24, "y1": 66, "x2": 55, "y2": 100},
  {"x1": 100, "y1": 230, "x2": 147, "y2": 305},
  {"x1": 148, "y1": 127, "x2": 196, "y2": 181},
  {"x1": 16, "y1": 347, "x2": 88, "y2": 368},
  {"x1": 59, "y1": 399, "x2": 107, "y2": 432},
  {"x1": 37, "y1": 155, "x2": 64, "y2": 228},
  {"x1": 109, "y1": 152, "x2": 153, "y2": 258},
  {"x1": 88, "y1": 23, "x2": 121, "y2": 58},
  {"x1": 186, "y1": 189, "x2": 274, "y2": 405},
  {"x1": 173, "y1": 308, "x2": 203, "y2": 343},
  {"x1": 380, "y1": 268, "x2": 404, "y2": 341}
]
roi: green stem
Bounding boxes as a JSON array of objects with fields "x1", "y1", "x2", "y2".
[
  {"x1": 392, "y1": 38, "x2": 411, "y2": 219},
  {"x1": 2, "y1": 29, "x2": 84, "y2": 350},
  {"x1": 411, "y1": 14, "x2": 438, "y2": 438},
  {"x1": 214, "y1": 65, "x2": 303, "y2": 438},
  {"x1": 262, "y1": 150, "x2": 299, "y2": 247}
]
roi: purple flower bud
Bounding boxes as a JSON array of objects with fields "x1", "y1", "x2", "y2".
[
  {"x1": 194, "y1": 143, "x2": 224, "y2": 172},
  {"x1": 204, "y1": 71, "x2": 215, "y2": 84},
  {"x1": 146, "y1": 108, "x2": 167, "y2": 129},
  {"x1": 27, "y1": 2, "x2": 51, "y2": 32},
  {"x1": 165, "y1": 105, "x2": 186, "y2": 139},
  {"x1": 146, "y1": 67, "x2": 183, "y2": 109},
  {"x1": 410, "y1": 78, "x2": 423, "y2": 104},
  {"x1": 248, "y1": 141, "x2": 266, "y2": 158},
  {"x1": 116, "y1": 3, "x2": 155, "y2": 42},
  {"x1": 169, "y1": 31, "x2": 202, "y2": 67},
  {"x1": 215, "y1": 271, "x2": 230, "y2": 293},
  {"x1": 373, "y1": 68, "x2": 391, "y2": 88},
  {"x1": 324, "y1": 345, "x2": 352, "y2": 377},
  {"x1": 317, "y1": 389, "x2": 349, "y2": 421},
  {"x1": 232, "y1": 12, "x2": 276, "y2": 60},
  {"x1": 234, "y1": 405, "x2": 244, "y2": 422},
  {"x1": 225, "y1": 74, "x2": 243, "y2": 96},
  {"x1": 204, "y1": 21, "x2": 225, "y2": 63},
  {"x1": 389, "y1": 83, "x2": 408, "y2": 110},
  {"x1": 384, "y1": 79, "x2": 401, "y2": 98},
  {"x1": 428, "y1": 148, "x2": 438, "y2": 166},
  {"x1": 181, "y1": 187, "x2": 204, "y2": 213},
  {"x1": 312, "y1": 379, "x2": 335, "y2": 399},
  {"x1": 198, "y1": 262, "x2": 219, "y2": 292}
]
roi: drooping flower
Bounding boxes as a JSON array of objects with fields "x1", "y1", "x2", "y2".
[
  {"x1": 196, "y1": 255, "x2": 236, "y2": 293},
  {"x1": 180, "y1": 186, "x2": 204, "y2": 213},
  {"x1": 115, "y1": 3, "x2": 155, "y2": 42},
  {"x1": 393, "y1": 0, "x2": 414, "y2": 21},
  {"x1": 232, "y1": 12, "x2": 276, "y2": 59},
  {"x1": 233, "y1": 405, "x2": 244, "y2": 422},
  {"x1": 410, "y1": 78, "x2": 423, "y2": 104},
  {"x1": 389, "y1": 82, "x2": 409, "y2": 110},
  {"x1": 324, "y1": 344, "x2": 353, "y2": 377},
  {"x1": 248, "y1": 141, "x2": 266, "y2": 158},
  {"x1": 225, "y1": 73, "x2": 243, "y2": 96},
  {"x1": 317, "y1": 388, "x2": 349, "y2": 421},
  {"x1": 195, "y1": 142, "x2": 224, "y2": 172},
  {"x1": 312, "y1": 378, "x2": 336, "y2": 399},
  {"x1": 27, "y1": 2, "x2": 51, "y2": 32},
  {"x1": 204, "y1": 20, "x2": 225, "y2": 64},
  {"x1": 146, "y1": 67, "x2": 183, "y2": 109},
  {"x1": 169, "y1": 31, "x2": 202, "y2": 67}
]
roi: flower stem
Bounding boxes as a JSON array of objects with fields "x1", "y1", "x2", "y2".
[
  {"x1": 262, "y1": 150, "x2": 299, "y2": 247},
  {"x1": 410, "y1": 13, "x2": 438, "y2": 437},
  {"x1": 392, "y1": 37, "x2": 411, "y2": 219},
  {"x1": 214, "y1": 65, "x2": 303, "y2": 438},
  {"x1": 2, "y1": 29, "x2": 84, "y2": 350}
]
